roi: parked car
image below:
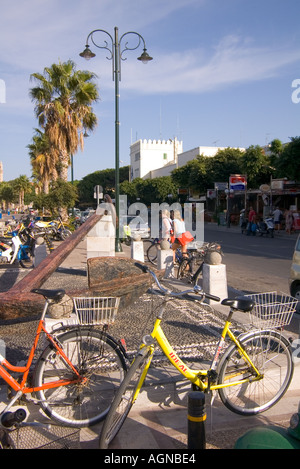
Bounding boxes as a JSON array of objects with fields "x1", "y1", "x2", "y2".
[
  {"x1": 68, "y1": 208, "x2": 81, "y2": 217},
  {"x1": 80, "y1": 210, "x2": 95, "y2": 224},
  {"x1": 120, "y1": 215, "x2": 150, "y2": 239},
  {"x1": 289, "y1": 234, "x2": 300, "y2": 313}
]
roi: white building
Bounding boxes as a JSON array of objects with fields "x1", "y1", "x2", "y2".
[
  {"x1": 0, "y1": 161, "x2": 3, "y2": 182},
  {"x1": 130, "y1": 139, "x2": 245, "y2": 180},
  {"x1": 130, "y1": 138, "x2": 183, "y2": 180}
]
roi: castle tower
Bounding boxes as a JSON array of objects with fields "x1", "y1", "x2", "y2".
[{"x1": 0, "y1": 161, "x2": 3, "y2": 182}]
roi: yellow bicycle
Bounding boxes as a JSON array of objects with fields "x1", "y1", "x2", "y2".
[{"x1": 100, "y1": 264, "x2": 295, "y2": 448}]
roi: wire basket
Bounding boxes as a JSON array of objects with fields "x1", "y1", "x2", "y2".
[
  {"x1": 245, "y1": 291, "x2": 297, "y2": 329},
  {"x1": 0, "y1": 425, "x2": 80, "y2": 449},
  {"x1": 73, "y1": 296, "x2": 120, "y2": 325}
]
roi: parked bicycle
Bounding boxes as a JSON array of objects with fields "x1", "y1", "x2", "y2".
[
  {"x1": 177, "y1": 241, "x2": 223, "y2": 284},
  {"x1": 0, "y1": 289, "x2": 127, "y2": 428},
  {"x1": 146, "y1": 238, "x2": 190, "y2": 266},
  {"x1": 99, "y1": 264, "x2": 295, "y2": 448}
]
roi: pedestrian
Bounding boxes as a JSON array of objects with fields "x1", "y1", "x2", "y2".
[
  {"x1": 273, "y1": 207, "x2": 282, "y2": 232},
  {"x1": 285, "y1": 208, "x2": 294, "y2": 235},
  {"x1": 161, "y1": 209, "x2": 173, "y2": 242},
  {"x1": 171, "y1": 209, "x2": 187, "y2": 261},
  {"x1": 247, "y1": 206, "x2": 256, "y2": 236}
]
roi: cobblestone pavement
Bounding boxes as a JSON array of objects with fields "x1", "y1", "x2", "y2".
[{"x1": 0, "y1": 238, "x2": 299, "y2": 450}]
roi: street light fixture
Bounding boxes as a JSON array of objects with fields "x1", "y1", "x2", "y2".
[{"x1": 79, "y1": 27, "x2": 152, "y2": 252}]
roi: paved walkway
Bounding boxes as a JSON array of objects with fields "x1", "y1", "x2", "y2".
[{"x1": 0, "y1": 236, "x2": 299, "y2": 450}]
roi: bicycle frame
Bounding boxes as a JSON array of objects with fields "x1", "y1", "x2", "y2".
[
  {"x1": 138, "y1": 311, "x2": 262, "y2": 395},
  {"x1": 0, "y1": 302, "x2": 83, "y2": 407}
]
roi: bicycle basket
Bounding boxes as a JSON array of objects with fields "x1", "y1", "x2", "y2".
[
  {"x1": 245, "y1": 291, "x2": 297, "y2": 329},
  {"x1": 0, "y1": 425, "x2": 80, "y2": 449},
  {"x1": 73, "y1": 296, "x2": 120, "y2": 325}
]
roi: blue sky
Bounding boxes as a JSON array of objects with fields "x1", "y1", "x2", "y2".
[{"x1": 0, "y1": 0, "x2": 300, "y2": 182}]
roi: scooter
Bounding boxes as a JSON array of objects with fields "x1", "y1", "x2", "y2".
[
  {"x1": 0, "y1": 230, "x2": 35, "y2": 268},
  {"x1": 257, "y1": 217, "x2": 274, "y2": 237}
]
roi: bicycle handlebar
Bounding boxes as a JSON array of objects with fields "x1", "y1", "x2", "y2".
[{"x1": 134, "y1": 263, "x2": 220, "y2": 303}]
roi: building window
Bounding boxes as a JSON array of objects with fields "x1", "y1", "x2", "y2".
[
  {"x1": 163, "y1": 153, "x2": 167, "y2": 160},
  {"x1": 135, "y1": 152, "x2": 140, "y2": 162}
]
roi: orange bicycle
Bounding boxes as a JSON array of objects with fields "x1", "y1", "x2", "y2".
[{"x1": 0, "y1": 289, "x2": 127, "y2": 428}]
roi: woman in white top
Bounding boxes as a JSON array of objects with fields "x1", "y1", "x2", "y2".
[
  {"x1": 171, "y1": 209, "x2": 187, "y2": 260},
  {"x1": 161, "y1": 210, "x2": 173, "y2": 241}
]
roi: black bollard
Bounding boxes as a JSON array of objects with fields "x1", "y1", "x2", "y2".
[{"x1": 187, "y1": 391, "x2": 206, "y2": 449}]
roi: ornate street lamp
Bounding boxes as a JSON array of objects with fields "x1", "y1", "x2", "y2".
[{"x1": 80, "y1": 27, "x2": 152, "y2": 252}]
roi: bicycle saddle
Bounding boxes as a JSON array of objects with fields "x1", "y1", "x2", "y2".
[
  {"x1": 221, "y1": 298, "x2": 254, "y2": 312},
  {"x1": 31, "y1": 288, "x2": 66, "y2": 301}
]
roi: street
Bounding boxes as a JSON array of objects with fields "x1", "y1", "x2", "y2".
[{"x1": 204, "y1": 223, "x2": 297, "y2": 295}]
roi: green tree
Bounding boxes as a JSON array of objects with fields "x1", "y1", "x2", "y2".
[
  {"x1": 171, "y1": 148, "x2": 244, "y2": 194},
  {"x1": 33, "y1": 179, "x2": 78, "y2": 216},
  {"x1": 29, "y1": 60, "x2": 98, "y2": 182},
  {"x1": 13, "y1": 175, "x2": 32, "y2": 209},
  {"x1": 77, "y1": 166, "x2": 130, "y2": 206},
  {"x1": 241, "y1": 145, "x2": 270, "y2": 188},
  {"x1": 172, "y1": 157, "x2": 209, "y2": 192},
  {"x1": 135, "y1": 176, "x2": 178, "y2": 205},
  {"x1": 276, "y1": 137, "x2": 300, "y2": 181},
  {"x1": 208, "y1": 148, "x2": 244, "y2": 183},
  {"x1": 0, "y1": 182, "x2": 14, "y2": 210}
]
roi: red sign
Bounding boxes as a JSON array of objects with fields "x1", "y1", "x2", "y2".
[{"x1": 229, "y1": 175, "x2": 246, "y2": 190}]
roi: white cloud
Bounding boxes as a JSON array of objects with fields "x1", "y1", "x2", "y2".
[{"x1": 121, "y1": 35, "x2": 300, "y2": 94}]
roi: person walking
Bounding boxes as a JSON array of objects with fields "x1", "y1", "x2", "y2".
[
  {"x1": 273, "y1": 207, "x2": 282, "y2": 233},
  {"x1": 247, "y1": 206, "x2": 257, "y2": 236},
  {"x1": 285, "y1": 208, "x2": 294, "y2": 235}
]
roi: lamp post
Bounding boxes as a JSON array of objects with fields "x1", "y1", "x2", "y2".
[{"x1": 79, "y1": 27, "x2": 152, "y2": 252}]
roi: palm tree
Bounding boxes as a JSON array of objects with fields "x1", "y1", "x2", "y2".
[
  {"x1": 28, "y1": 129, "x2": 58, "y2": 194},
  {"x1": 29, "y1": 60, "x2": 98, "y2": 182},
  {"x1": 13, "y1": 175, "x2": 32, "y2": 209}
]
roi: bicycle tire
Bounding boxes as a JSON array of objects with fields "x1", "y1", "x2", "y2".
[
  {"x1": 217, "y1": 330, "x2": 294, "y2": 416},
  {"x1": 99, "y1": 346, "x2": 152, "y2": 448},
  {"x1": 34, "y1": 328, "x2": 127, "y2": 427},
  {"x1": 142, "y1": 240, "x2": 153, "y2": 262},
  {"x1": 147, "y1": 243, "x2": 159, "y2": 265},
  {"x1": 191, "y1": 262, "x2": 203, "y2": 286},
  {"x1": 19, "y1": 247, "x2": 34, "y2": 269},
  {"x1": 177, "y1": 258, "x2": 189, "y2": 279}
]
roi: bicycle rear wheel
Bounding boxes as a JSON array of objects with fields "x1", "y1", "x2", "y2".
[
  {"x1": 34, "y1": 328, "x2": 127, "y2": 427},
  {"x1": 99, "y1": 346, "x2": 153, "y2": 448},
  {"x1": 217, "y1": 330, "x2": 294, "y2": 415},
  {"x1": 177, "y1": 258, "x2": 189, "y2": 280}
]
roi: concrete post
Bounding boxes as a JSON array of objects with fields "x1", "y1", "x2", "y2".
[
  {"x1": 131, "y1": 240, "x2": 144, "y2": 262},
  {"x1": 86, "y1": 211, "x2": 115, "y2": 259},
  {"x1": 157, "y1": 248, "x2": 174, "y2": 278},
  {"x1": 202, "y1": 263, "x2": 228, "y2": 304}
]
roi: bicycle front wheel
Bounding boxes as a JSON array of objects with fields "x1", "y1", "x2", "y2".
[
  {"x1": 147, "y1": 243, "x2": 159, "y2": 265},
  {"x1": 34, "y1": 328, "x2": 127, "y2": 427},
  {"x1": 99, "y1": 346, "x2": 153, "y2": 449},
  {"x1": 217, "y1": 330, "x2": 294, "y2": 416}
]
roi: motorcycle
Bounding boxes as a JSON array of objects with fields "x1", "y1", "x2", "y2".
[
  {"x1": 0, "y1": 229, "x2": 35, "y2": 268},
  {"x1": 33, "y1": 217, "x2": 72, "y2": 241},
  {"x1": 257, "y1": 217, "x2": 274, "y2": 238}
]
